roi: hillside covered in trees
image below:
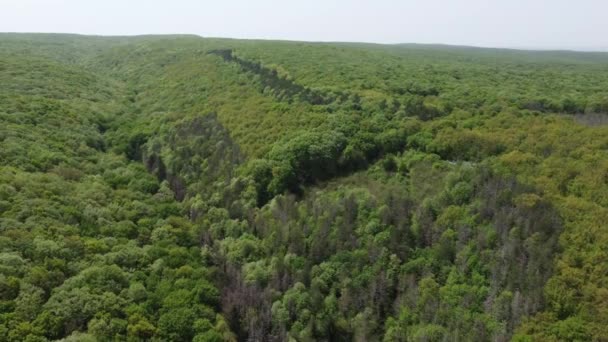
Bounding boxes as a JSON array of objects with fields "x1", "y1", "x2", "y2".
[{"x1": 1, "y1": 33, "x2": 607, "y2": 341}]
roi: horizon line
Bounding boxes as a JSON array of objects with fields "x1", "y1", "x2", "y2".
[{"x1": 3, "y1": 31, "x2": 608, "y2": 53}]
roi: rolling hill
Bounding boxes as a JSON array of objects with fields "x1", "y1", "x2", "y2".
[{"x1": 1, "y1": 33, "x2": 608, "y2": 341}]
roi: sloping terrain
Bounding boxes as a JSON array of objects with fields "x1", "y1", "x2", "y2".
[{"x1": 1, "y1": 33, "x2": 607, "y2": 341}]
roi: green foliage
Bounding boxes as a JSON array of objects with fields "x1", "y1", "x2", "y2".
[{"x1": 1, "y1": 33, "x2": 608, "y2": 341}]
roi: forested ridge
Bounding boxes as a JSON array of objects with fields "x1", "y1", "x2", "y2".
[{"x1": 1, "y1": 33, "x2": 607, "y2": 341}]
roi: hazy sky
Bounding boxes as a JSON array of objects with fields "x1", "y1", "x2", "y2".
[{"x1": 1, "y1": 0, "x2": 607, "y2": 50}]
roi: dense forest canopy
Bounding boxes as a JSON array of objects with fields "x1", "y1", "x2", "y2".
[{"x1": 1, "y1": 33, "x2": 607, "y2": 341}]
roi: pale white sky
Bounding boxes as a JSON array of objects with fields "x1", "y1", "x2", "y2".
[{"x1": 1, "y1": 0, "x2": 607, "y2": 51}]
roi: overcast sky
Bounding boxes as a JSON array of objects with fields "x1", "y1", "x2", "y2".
[{"x1": 1, "y1": 0, "x2": 607, "y2": 51}]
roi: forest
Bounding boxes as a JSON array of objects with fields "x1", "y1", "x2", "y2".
[{"x1": 1, "y1": 33, "x2": 607, "y2": 341}]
